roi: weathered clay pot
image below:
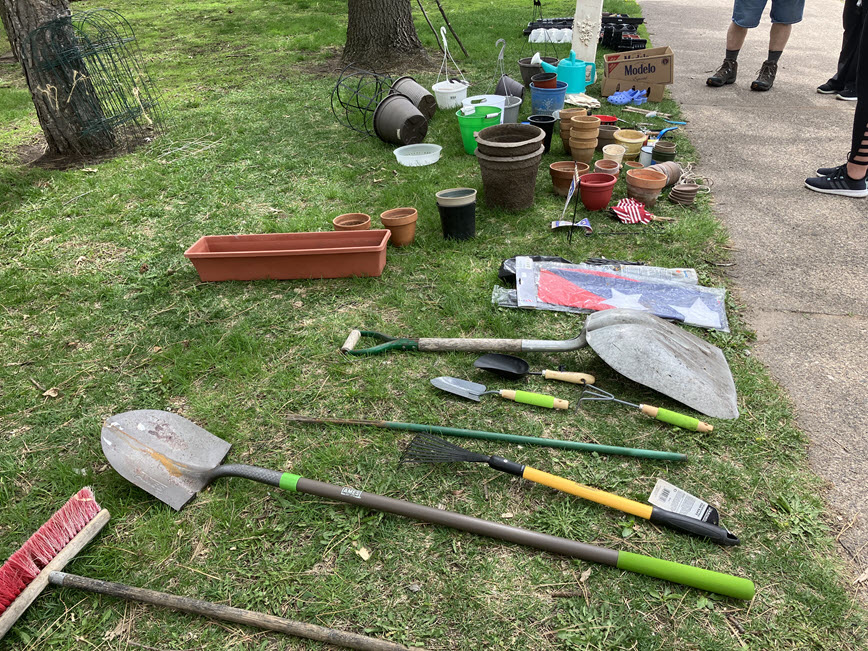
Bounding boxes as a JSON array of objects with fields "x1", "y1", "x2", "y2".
[
  {"x1": 647, "y1": 161, "x2": 684, "y2": 185},
  {"x1": 570, "y1": 136, "x2": 598, "y2": 150},
  {"x1": 570, "y1": 145, "x2": 596, "y2": 165},
  {"x1": 379, "y1": 207, "x2": 418, "y2": 246},
  {"x1": 626, "y1": 184, "x2": 663, "y2": 208},
  {"x1": 597, "y1": 125, "x2": 620, "y2": 150},
  {"x1": 602, "y1": 144, "x2": 626, "y2": 164},
  {"x1": 626, "y1": 168, "x2": 668, "y2": 190},
  {"x1": 549, "y1": 160, "x2": 590, "y2": 196},
  {"x1": 570, "y1": 115, "x2": 601, "y2": 132},
  {"x1": 613, "y1": 129, "x2": 647, "y2": 160},
  {"x1": 333, "y1": 213, "x2": 372, "y2": 231},
  {"x1": 595, "y1": 159, "x2": 621, "y2": 176},
  {"x1": 476, "y1": 145, "x2": 545, "y2": 211},
  {"x1": 475, "y1": 123, "x2": 545, "y2": 157}
]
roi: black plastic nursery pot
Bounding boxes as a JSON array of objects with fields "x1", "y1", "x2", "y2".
[
  {"x1": 373, "y1": 94, "x2": 428, "y2": 145},
  {"x1": 528, "y1": 115, "x2": 555, "y2": 154},
  {"x1": 435, "y1": 188, "x2": 477, "y2": 240},
  {"x1": 391, "y1": 75, "x2": 437, "y2": 120}
]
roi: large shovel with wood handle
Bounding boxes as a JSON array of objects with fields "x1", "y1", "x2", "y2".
[
  {"x1": 340, "y1": 308, "x2": 739, "y2": 420},
  {"x1": 101, "y1": 410, "x2": 754, "y2": 600}
]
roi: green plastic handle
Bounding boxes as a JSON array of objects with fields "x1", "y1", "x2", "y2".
[
  {"x1": 506, "y1": 390, "x2": 569, "y2": 410},
  {"x1": 617, "y1": 551, "x2": 755, "y2": 600},
  {"x1": 654, "y1": 408, "x2": 701, "y2": 431}
]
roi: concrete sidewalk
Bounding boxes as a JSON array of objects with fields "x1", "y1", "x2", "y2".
[{"x1": 640, "y1": 0, "x2": 868, "y2": 592}]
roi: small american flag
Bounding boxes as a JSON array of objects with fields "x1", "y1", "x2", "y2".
[
  {"x1": 561, "y1": 164, "x2": 581, "y2": 218},
  {"x1": 611, "y1": 198, "x2": 654, "y2": 224}
]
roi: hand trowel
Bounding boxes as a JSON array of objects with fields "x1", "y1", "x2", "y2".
[{"x1": 431, "y1": 376, "x2": 569, "y2": 410}]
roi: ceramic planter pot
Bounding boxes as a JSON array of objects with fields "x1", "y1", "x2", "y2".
[
  {"x1": 184, "y1": 230, "x2": 391, "y2": 281},
  {"x1": 570, "y1": 145, "x2": 596, "y2": 164},
  {"x1": 613, "y1": 129, "x2": 647, "y2": 160},
  {"x1": 626, "y1": 168, "x2": 668, "y2": 190},
  {"x1": 530, "y1": 72, "x2": 557, "y2": 88},
  {"x1": 602, "y1": 144, "x2": 626, "y2": 164},
  {"x1": 597, "y1": 125, "x2": 620, "y2": 150},
  {"x1": 390, "y1": 76, "x2": 437, "y2": 120},
  {"x1": 333, "y1": 213, "x2": 372, "y2": 231},
  {"x1": 578, "y1": 172, "x2": 618, "y2": 211},
  {"x1": 476, "y1": 145, "x2": 545, "y2": 211},
  {"x1": 518, "y1": 56, "x2": 558, "y2": 86},
  {"x1": 476, "y1": 123, "x2": 545, "y2": 157},
  {"x1": 373, "y1": 94, "x2": 428, "y2": 145},
  {"x1": 570, "y1": 115, "x2": 601, "y2": 131},
  {"x1": 626, "y1": 184, "x2": 663, "y2": 208},
  {"x1": 549, "y1": 160, "x2": 590, "y2": 196},
  {"x1": 595, "y1": 159, "x2": 621, "y2": 176},
  {"x1": 379, "y1": 207, "x2": 418, "y2": 246},
  {"x1": 624, "y1": 161, "x2": 645, "y2": 172}
]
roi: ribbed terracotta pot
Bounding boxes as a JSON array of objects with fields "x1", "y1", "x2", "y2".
[
  {"x1": 549, "y1": 160, "x2": 590, "y2": 196},
  {"x1": 570, "y1": 115, "x2": 601, "y2": 132},
  {"x1": 333, "y1": 213, "x2": 372, "y2": 231},
  {"x1": 379, "y1": 207, "x2": 418, "y2": 246},
  {"x1": 570, "y1": 136, "x2": 598, "y2": 150}
]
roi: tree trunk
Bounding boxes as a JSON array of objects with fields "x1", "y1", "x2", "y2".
[
  {"x1": 2, "y1": 0, "x2": 113, "y2": 156},
  {"x1": 0, "y1": 2, "x2": 19, "y2": 60},
  {"x1": 342, "y1": 0, "x2": 428, "y2": 70}
]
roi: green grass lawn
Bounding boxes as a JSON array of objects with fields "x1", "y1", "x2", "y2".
[{"x1": 1, "y1": 0, "x2": 865, "y2": 649}]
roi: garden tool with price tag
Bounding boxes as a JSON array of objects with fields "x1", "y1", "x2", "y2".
[
  {"x1": 580, "y1": 384, "x2": 714, "y2": 433},
  {"x1": 400, "y1": 433, "x2": 739, "y2": 546},
  {"x1": 431, "y1": 376, "x2": 569, "y2": 410},
  {"x1": 100, "y1": 410, "x2": 754, "y2": 599}
]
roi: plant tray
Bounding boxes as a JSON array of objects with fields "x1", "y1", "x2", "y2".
[{"x1": 184, "y1": 230, "x2": 391, "y2": 281}]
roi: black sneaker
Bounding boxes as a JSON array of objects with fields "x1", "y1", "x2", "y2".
[
  {"x1": 817, "y1": 81, "x2": 841, "y2": 94},
  {"x1": 750, "y1": 61, "x2": 777, "y2": 91},
  {"x1": 805, "y1": 164, "x2": 868, "y2": 197},
  {"x1": 836, "y1": 86, "x2": 857, "y2": 101},
  {"x1": 707, "y1": 59, "x2": 737, "y2": 87}
]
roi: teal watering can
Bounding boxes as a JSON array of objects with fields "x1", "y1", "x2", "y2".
[{"x1": 539, "y1": 50, "x2": 596, "y2": 94}]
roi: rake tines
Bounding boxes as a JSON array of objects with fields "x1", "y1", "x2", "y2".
[{"x1": 400, "y1": 433, "x2": 490, "y2": 464}]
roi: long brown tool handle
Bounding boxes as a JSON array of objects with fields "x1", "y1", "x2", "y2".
[
  {"x1": 418, "y1": 337, "x2": 522, "y2": 352},
  {"x1": 0, "y1": 510, "x2": 111, "y2": 640},
  {"x1": 416, "y1": 0, "x2": 444, "y2": 52},
  {"x1": 49, "y1": 572, "x2": 413, "y2": 651},
  {"x1": 434, "y1": 0, "x2": 468, "y2": 57}
]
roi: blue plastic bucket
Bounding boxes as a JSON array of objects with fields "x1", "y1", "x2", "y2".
[{"x1": 529, "y1": 80, "x2": 568, "y2": 116}]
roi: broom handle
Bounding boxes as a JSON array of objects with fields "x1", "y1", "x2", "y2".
[
  {"x1": 285, "y1": 416, "x2": 688, "y2": 462},
  {"x1": 49, "y1": 573, "x2": 412, "y2": 651}
]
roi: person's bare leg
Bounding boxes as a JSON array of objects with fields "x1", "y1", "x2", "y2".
[
  {"x1": 726, "y1": 22, "x2": 749, "y2": 50},
  {"x1": 768, "y1": 23, "x2": 792, "y2": 52}
]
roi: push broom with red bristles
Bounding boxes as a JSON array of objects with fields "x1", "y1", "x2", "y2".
[{"x1": 0, "y1": 488, "x2": 409, "y2": 651}]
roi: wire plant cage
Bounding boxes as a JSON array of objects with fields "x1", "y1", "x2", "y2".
[
  {"x1": 330, "y1": 63, "x2": 394, "y2": 136},
  {"x1": 23, "y1": 9, "x2": 164, "y2": 155}
]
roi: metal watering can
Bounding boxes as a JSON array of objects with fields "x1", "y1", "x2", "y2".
[{"x1": 539, "y1": 50, "x2": 596, "y2": 94}]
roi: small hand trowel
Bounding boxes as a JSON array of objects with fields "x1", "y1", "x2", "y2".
[{"x1": 431, "y1": 376, "x2": 569, "y2": 410}]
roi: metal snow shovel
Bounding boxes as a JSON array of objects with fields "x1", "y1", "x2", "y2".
[
  {"x1": 100, "y1": 410, "x2": 754, "y2": 600},
  {"x1": 341, "y1": 308, "x2": 738, "y2": 420},
  {"x1": 431, "y1": 376, "x2": 570, "y2": 410}
]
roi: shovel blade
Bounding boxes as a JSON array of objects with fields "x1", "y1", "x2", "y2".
[
  {"x1": 431, "y1": 376, "x2": 486, "y2": 401},
  {"x1": 101, "y1": 410, "x2": 232, "y2": 510}
]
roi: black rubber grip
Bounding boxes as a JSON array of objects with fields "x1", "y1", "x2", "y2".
[
  {"x1": 649, "y1": 507, "x2": 740, "y2": 546},
  {"x1": 488, "y1": 456, "x2": 525, "y2": 477}
]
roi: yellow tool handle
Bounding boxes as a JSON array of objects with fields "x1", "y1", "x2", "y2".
[
  {"x1": 522, "y1": 467, "x2": 653, "y2": 519},
  {"x1": 541, "y1": 370, "x2": 595, "y2": 385}
]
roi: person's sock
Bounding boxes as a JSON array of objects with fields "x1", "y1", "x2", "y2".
[
  {"x1": 767, "y1": 50, "x2": 783, "y2": 63},
  {"x1": 725, "y1": 48, "x2": 740, "y2": 61}
]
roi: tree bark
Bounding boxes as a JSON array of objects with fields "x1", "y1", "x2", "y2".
[
  {"x1": 2, "y1": 0, "x2": 113, "y2": 156},
  {"x1": 0, "y1": 2, "x2": 19, "y2": 60},
  {"x1": 342, "y1": 0, "x2": 428, "y2": 70}
]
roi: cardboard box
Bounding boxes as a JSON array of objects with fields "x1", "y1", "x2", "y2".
[
  {"x1": 600, "y1": 77, "x2": 666, "y2": 102},
  {"x1": 603, "y1": 46, "x2": 674, "y2": 85}
]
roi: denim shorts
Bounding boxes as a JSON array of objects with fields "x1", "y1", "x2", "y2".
[{"x1": 732, "y1": 0, "x2": 805, "y2": 28}]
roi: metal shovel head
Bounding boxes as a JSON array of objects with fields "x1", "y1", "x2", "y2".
[
  {"x1": 101, "y1": 410, "x2": 232, "y2": 511},
  {"x1": 583, "y1": 310, "x2": 739, "y2": 419},
  {"x1": 431, "y1": 376, "x2": 487, "y2": 402}
]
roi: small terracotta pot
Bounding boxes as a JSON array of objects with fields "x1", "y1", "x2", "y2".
[
  {"x1": 379, "y1": 207, "x2": 418, "y2": 246},
  {"x1": 570, "y1": 145, "x2": 596, "y2": 164},
  {"x1": 570, "y1": 115, "x2": 601, "y2": 131},
  {"x1": 333, "y1": 213, "x2": 372, "y2": 231},
  {"x1": 530, "y1": 72, "x2": 557, "y2": 88},
  {"x1": 624, "y1": 161, "x2": 645, "y2": 172},
  {"x1": 626, "y1": 168, "x2": 667, "y2": 190},
  {"x1": 626, "y1": 184, "x2": 662, "y2": 208},
  {"x1": 549, "y1": 160, "x2": 590, "y2": 196},
  {"x1": 595, "y1": 159, "x2": 621, "y2": 176},
  {"x1": 579, "y1": 173, "x2": 618, "y2": 211}
]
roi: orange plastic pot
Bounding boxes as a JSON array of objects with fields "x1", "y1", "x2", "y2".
[{"x1": 379, "y1": 207, "x2": 418, "y2": 247}]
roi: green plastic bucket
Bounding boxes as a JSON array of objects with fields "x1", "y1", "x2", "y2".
[{"x1": 456, "y1": 106, "x2": 502, "y2": 155}]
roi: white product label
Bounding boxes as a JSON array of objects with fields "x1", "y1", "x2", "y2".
[
  {"x1": 515, "y1": 256, "x2": 537, "y2": 309},
  {"x1": 649, "y1": 479, "x2": 716, "y2": 522}
]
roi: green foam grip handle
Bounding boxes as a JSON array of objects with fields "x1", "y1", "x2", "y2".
[
  {"x1": 279, "y1": 473, "x2": 301, "y2": 492},
  {"x1": 513, "y1": 390, "x2": 556, "y2": 409},
  {"x1": 655, "y1": 408, "x2": 701, "y2": 431},
  {"x1": 617, "y1": 551, "x2": 755, "y2": 600}
]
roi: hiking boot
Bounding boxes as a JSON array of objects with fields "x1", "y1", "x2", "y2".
[
  {"x1": 805, "y1": 164, "x2": 868, "y2": 198},
  {"x1": 817, "y1": 81, "x2": 841, "y2": 94},
  {"x1": 751, "y1": 61, "x2": 777, "y2": 91},
  {"x1": 707, "y1": 58, "x2": 737, "y2": 87},
  {"x1": 836, "y1": 86, "x2": 857, "y2": 101}
]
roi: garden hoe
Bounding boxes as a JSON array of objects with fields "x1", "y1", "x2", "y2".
[
  {"x1": 341, "y1": 308, "x2": 739, "y2": 420},
  {"x1": 100, "y1": 410, "x2": 754, "y2": 600}
]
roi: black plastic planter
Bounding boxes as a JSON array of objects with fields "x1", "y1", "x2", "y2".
[
  {"x1": 435, "y1": 188, "x2": 477, "y2": 240},
  {"x1": 528, "y1": 114, "x2": 555, "y2": 154},
  {"x1": 373, "y1": 94, "x2": 428, "y2": 145},
  {"x1": 391, "y1": 76, "x2": 437, "y2": 120}
]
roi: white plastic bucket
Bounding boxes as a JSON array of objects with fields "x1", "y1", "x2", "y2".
[
  {"x1": 432, "y1": 80, "x2": 469, "y2": 109},
  {"x1": 463, "y1": 94, "x2": 507, "y2": 123}
]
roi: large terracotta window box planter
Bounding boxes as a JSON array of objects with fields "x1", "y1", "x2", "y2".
[{"x1": 184, "y1": 230, "x2": 391, "y2": 281}]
